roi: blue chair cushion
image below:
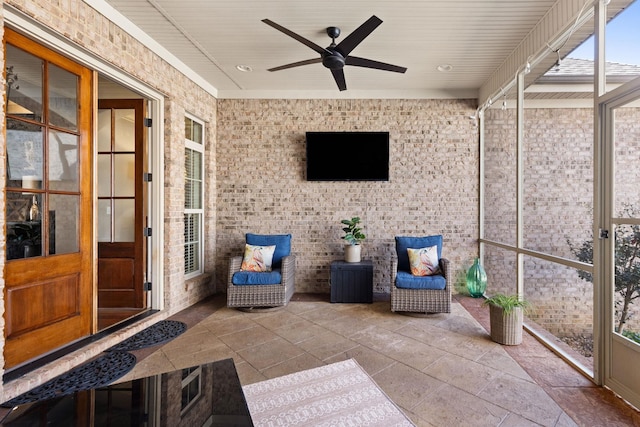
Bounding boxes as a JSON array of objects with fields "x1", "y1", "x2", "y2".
[
  {"x1": 246, "y1": 233, "x2": 291, "y2": 268},
  {"x1": 395, "y1": 235, "x2": 443, "y2": 272},
  {"x1": 232, "y1": 269, "x2": 282, "y2": 285},
  {"x1": 395, "y1": 271, "x2": 446, "y2": 290}
]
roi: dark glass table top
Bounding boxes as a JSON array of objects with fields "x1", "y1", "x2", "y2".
[{"x1": 0, "y1": 358, "x2": 253, "y2": 426}]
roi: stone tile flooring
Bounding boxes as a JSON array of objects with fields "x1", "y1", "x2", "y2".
[{"x1": 121, "y1": 294, "x2": 640, "y2": 426}]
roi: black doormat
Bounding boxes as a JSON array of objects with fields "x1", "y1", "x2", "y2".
[
  {"x1": 1, "y1": 351, "x2": 137, "y2": 407},
  {"x1": 106, "y1": 320, "x2": 187, "y2": 352}
]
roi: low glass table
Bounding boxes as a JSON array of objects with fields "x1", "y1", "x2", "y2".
[{"x1": 0, "y1": 358, "x2": 253, "y2": 426}]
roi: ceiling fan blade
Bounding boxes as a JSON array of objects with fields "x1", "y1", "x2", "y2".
[
  {"x1": 268, "y1": 58, "x2": 322, "y2": 72},
  {"x1": 262, "y1": 19, "x2": 329, "y2": 55},
  {"x1": 331, "y1": 68, "x2": 347, "y2": 91},
  {"x1": 345, "y1": 56, "x2": 407, "y2": 73},
  {"x1": 335, "y1": 15, "x2": 383, "y2": 57}
]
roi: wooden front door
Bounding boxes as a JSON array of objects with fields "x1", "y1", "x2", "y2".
[
  {"x1": 4, "y1": 30, "x2": 93, "y2": 368},
  {"x1": 97, "y1": 99, "x2": 146, "y2": 315}
]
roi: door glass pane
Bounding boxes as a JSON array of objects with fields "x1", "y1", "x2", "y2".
[
  {"x1": 6, "y1": 44, "x2": 44, "y2": 122},
  {"x1": 6, "y1": 192, "x2": 43, "y2": 260},
  {"x1": 114, "y1": 199, "x2": 135, "y2": 242},
  {"x1": 114, "y1": 154, "x2": 135, "y2": 197},
  {"x1": 97, "y1": 154, "x2": 111, "y2": 197},
  {"x1": 6, "y1": 191, "x2": 41, "y2": 222},
  {"x1": 49, "y1": 194, "x2": 79, "y2": 255},
  {"x1": 48, "y1": 64, "x2": 78, "y2": 131},
  {"x1": 6, "y1": 119, "x2": 43, "y2": 189},
  {"x1": 49, "y1": 130, "x2": 78, "y2": 191},
  {"x1": 97, "y1": 109, "x2": 112, "y2": 152},
  {"x1": 114, "y1": 109, "x2": 135, "y2": 151},
  {"x1": 97, "y1": 199, "x2": 111, "y2": 242}
]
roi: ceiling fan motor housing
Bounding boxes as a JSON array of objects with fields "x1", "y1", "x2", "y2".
[{"x1": 322, "y1": 49, "x2": 345, "y2": 70}]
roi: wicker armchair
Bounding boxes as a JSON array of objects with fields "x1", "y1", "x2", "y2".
[
  {"x1": 390, "y1": 235, "x2": 451, "y2": 314},
  {"x1": 227, "y1": 233, "x2": 295, "y2": 309}
]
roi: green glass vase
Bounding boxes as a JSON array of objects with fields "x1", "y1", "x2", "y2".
[{"x1": 466, "y1": 258, "x2": 487, "y2": 298}]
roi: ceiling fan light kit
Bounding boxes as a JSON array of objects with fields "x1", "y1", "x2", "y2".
[{"x1": 262, "y1": 16, "x2": 407, "y2": 91}]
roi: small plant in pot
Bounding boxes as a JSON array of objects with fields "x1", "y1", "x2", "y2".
[
  {"x1": 483, "y1": 293, "x2": 530, "y2": 345},
  {"x1": 341, "y1": 216, "x2": 365, "y2": 263}
]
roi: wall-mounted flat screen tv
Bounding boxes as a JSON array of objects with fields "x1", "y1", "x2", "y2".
[{"x1": 306, "y1": 131, "x2": 389, "y2": 181}]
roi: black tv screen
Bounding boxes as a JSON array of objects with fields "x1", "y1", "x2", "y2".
[{"x1": 306, "y1": 131, "x2": 389, "y2": 181}]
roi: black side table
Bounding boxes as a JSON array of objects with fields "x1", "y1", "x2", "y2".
[{"x1": 330, "y1": 260, "x2": 373, "y2": 303}]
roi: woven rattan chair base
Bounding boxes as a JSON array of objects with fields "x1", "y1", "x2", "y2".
[
  {"x1": 227, "y1": 254, "x2": 296, "y2": 309},
  {"x1": 390, "y1": 257, "x2": 452, "y2": 314}
]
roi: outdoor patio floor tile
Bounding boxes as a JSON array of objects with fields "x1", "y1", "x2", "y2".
[
  {"x1": 324, "y1": 344, "x2": 397, "y2": 376},
  {"x1": 129, "y1": 292, "x2": 640, "y2": 426},
  {"x1": 422, "y1": 352, "x2": 504, "y2": 395},
  {"x1": 478, "y1": 372, "x2": 565, "y2": 426},
  {"x1": 163, "y1": 341, "x2": 237, "y2": 371},
  {"x1": 411, "y1": 383, "x2": 510, "y2": 427},
  {"x1": 258, "y1": 352, "x2": 324, "y2": 381},
  {"x1": 296, "y1": 330, "x2": 360, "y2": 361},
  {"x1": 236, "y1": 336, "x2": 305, "y2": 371},
  {"x1": 271, "y1": 318, "x2": 327, "y2": 344},
  {"x1": 475, "y1": 345, "x2": 534, "y2": 382},
  {"x1": 373, "y1": 362, "x2": 446, "y2": 411},
  {"x1": 217, "y1": 324, "x2": 280, "y2": 351}
]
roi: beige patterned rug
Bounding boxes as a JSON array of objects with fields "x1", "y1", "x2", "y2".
[{"x1": 242, "y1": 359, "x2": 414, "y2": 426}]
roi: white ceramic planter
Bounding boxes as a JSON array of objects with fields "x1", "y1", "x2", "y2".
[{"x1": 344, "y1": 244, "x2": 362, "y2": 263}]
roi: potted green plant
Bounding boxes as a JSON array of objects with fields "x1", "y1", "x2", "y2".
[
  {"x1": 341, "y1": 216, "x2": 366, "y2": 263},
  {"x1": 483, "y1": 293, "x2": 530, "y2": 345}
]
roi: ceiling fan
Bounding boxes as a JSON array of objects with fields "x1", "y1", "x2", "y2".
[{"x1": 262, "y1": 16, "x2": 407, "y2": 91}]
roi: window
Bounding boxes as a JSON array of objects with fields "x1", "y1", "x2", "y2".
[
  {"x1": 180, "y1": 366, "x2": 201, "y2": 413},
  {"x1": 184, "y1": 115, "x2": 204, "y2": 277}
]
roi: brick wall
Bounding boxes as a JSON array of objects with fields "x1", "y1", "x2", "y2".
[{"x1": 216, "y1": 98, "x2": 480, "y2": 294}]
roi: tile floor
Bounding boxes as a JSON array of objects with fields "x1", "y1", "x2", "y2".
[{"x1": 121, "y1": 294, "x2": 640, "y2": 426}]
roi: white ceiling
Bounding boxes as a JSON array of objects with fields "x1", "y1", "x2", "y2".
[{"x1": 101, "y1": 0, "x2": 599, "y2": 99}]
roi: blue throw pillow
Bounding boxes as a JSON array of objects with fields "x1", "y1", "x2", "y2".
[
  {"x1": 246, "y1": 233, "x2": 292, "y2": 268},
  {"x1": 395, "y1": 235, "x2": 443, "y2": 272}
]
